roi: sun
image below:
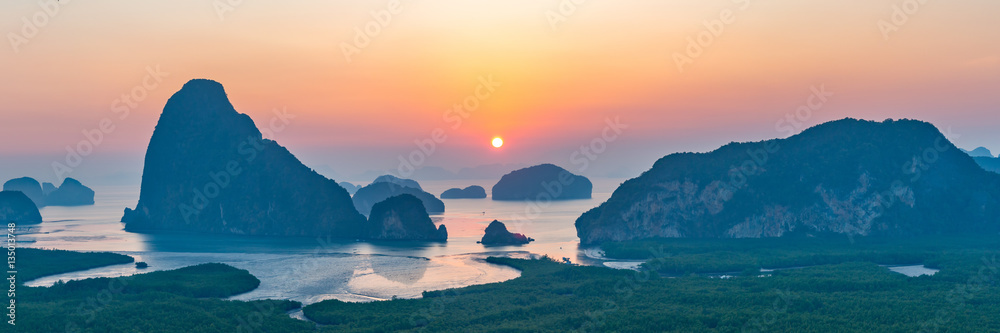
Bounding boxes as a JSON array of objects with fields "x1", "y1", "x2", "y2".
[{"x1": 492, "y1": 137, "x2": 504, "y2": 148}]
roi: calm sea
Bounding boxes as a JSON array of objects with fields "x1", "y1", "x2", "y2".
[{"x1": 19, "y1": 178, "x2": 629, "y2": 305}]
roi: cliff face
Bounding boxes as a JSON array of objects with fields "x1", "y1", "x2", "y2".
[
  {"x1": 492, "y1": 164, "x2": 592, "y2": 201},
  {"x1": 353, "y1": 182, "x2": 445, "y2": 217},
  {"x1": 576, "y1": 119, "x2": 1000, "y2": 244},
  {"x1": 0, "y1": 191, "x2": 42, "y2": 224},
  {"x1": 366, "y1": 194, "x2": 447, "y2": 241},
  {"x1": 122, "y1": 79, "x2": 366, "y2": 237}
]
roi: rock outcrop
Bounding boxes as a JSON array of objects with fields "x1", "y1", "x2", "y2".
[
  {"x1": 440, "y1": 185, "x2": 487, "y2": 199},
  {"x1": 121, "y1": 79, "x2": 366, "y2": 237},
  {"x1": 479, "y1": 220, "x2": 533, "y2": 245},
  {"x1": 491, "y1": 164, "x2": 592, "y2": 201},
  {"x1": 0, "y1": 191, "x2": 42, "y2": 224},
  {"x1": 353, "y1": 182, "x2": 444, "y2": 217},
  {"x1": 365, "y1": 194, "x2": 447, "y2": 241},
  {"x1": 576, "y1": 118, "x2": 1000, "y2": 244}
]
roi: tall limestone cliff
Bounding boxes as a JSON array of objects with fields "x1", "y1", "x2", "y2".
[{"x1": 122, "y1": 79, "x2": 366, "y2": 237}]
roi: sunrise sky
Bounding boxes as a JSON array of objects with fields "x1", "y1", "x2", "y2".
[{"x1": 2, "y1": 0, "x2": 999, "y2": 184}]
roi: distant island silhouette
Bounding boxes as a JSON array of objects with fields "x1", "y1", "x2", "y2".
[
  {"x1": 440, "y1": 185, "x2": 487, "y2": 199},
  {"x1": 3, "y1": 177, "x2": 94, "y2": 207},
  {"x1": 372, "y1": 174, "x2": 423, "y2": 190},
  {"x1": 491, "y1": 164, "x2": 592, "y2": 201},
  {"x1": 338, "y1": 181, "x2": 363, "y2": 195},
  {"x1": 352, "y1": 181, "x2": 445, "y2": 217},
  {"x1": 962, "y1": 146, "x2": 994, "y2": 158}
]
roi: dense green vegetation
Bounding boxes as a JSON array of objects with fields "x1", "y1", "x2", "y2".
[
  {"x1": 599, "y1": 234, "x2": 1000, "y2": 275},
  {"x1": 301, "y1": 235, "x2": 1000, "y2": 332},
  {"x1": 30, "y1": 263, "x2": 262, "y2": 300},
  {"x1": 19, "y1": 248, "x2": 133, "y2": 281},
  {"x1": 13, "y1": 235, "x2": 1000, "y2": 332},
  {"x1": 13, "y1": 251, "x2": 310, "y2": 333},
  {"x1": 302, "y1": 251, "x2": 1000, "y2": 332}
]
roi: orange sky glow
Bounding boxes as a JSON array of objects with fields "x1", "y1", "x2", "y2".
[{"x1": 1, "y1": 0, "x2": 998, "y2": 182}]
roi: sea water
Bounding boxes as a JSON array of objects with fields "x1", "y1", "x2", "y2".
[{"x1": 20, "y1": 178, "x2": 626, "y2": 305}]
